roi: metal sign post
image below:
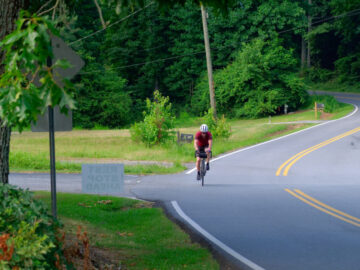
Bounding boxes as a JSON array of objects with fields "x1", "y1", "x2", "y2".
[
  {"x1": 48, "y1": 106, "x2": 57, "y2": 218},
  {"x1": 31, "y1": 36, "x2": 84, "y2": 219}
]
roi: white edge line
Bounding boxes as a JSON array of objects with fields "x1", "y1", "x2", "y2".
[
  {"x1": 186, "y1": 104, "x2": 358, "y2": 174},
  {"x1": 171, "y1": 201, "x2": 265, "y2": 270}
]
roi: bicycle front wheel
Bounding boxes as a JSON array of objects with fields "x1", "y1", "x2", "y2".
[{"x1": 201, "y1": 159, "x2": 205, "y2": 186}]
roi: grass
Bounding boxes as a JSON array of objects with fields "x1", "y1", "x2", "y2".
[
  {"x1": 35, "y1": 192, "x2": 218, "y2": 269},
  {"x1": 10, "y1": 104, "x2": 354, "y2": 174}
]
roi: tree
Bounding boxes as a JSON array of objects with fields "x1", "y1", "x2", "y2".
[
  {"x1": 0, "y1": 8, "x2": 75, "y2": 183},
  {"x1": 0, "y1": 0, "x2": 24, "y2": 183},
  {"x1": 192, "y1": 39, "x2": 309, "y2": 117},
  {"x1": 0, "y1": 0, "x2": 240, "y2": 184}
]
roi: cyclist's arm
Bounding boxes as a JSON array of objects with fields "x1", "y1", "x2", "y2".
[
  {"x1": 194, "y1": 139, "x2": 199, "y2": 151},
  {"x1": 208, "y1": 139, "x2": 213, "y2": 151}
]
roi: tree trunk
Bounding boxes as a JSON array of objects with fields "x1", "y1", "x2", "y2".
[{"x1": 0, "y1": 0, "x2": 22, "y2": 183}]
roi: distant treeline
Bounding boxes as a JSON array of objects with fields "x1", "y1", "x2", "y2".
[{"x1": 62, "y1": 0, "x2": 359, "y2": 128}]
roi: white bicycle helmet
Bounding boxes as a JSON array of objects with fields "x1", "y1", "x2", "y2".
[{"x1": 200, "y1": 124, "x2": 208, "y2": 132}]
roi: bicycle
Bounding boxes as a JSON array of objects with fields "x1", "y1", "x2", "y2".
[{"x1": 196, "y1": 150, "x2": 211, "y2": 186}]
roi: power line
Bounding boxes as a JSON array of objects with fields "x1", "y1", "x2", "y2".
[
  {"x1": 104, "y1": 6, "x2": 360, "y2": 60},
  {"x1": 80, "y1": 50, "x2": 205, "y2": 74},
  {"x1": 68, "y1": 1, "x2": 155, "y2": 46},
  {"x1": 106, "y1": 43, "x2": 170, "y2": 59},
  {"x1": 278, "y1": 8, "x2": 360, "y2": 34},
  {"x1": 80, "y1": 7, "x2": 360, "y2": 75}
]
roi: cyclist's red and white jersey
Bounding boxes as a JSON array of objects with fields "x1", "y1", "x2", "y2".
[{"x1": 195, "y1": 131, "x2": 212, "y2": 147}]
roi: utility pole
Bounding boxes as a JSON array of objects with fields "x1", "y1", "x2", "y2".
[
  {"x1": 200, "y1": 3, "x2": 217, "y2": 117},
  {"x1": 307, "y1": 0, "x2": 312, "y2": 68}
]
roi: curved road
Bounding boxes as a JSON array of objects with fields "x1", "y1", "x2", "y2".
[{"x1": 11, "y1": 92, "x2": 360, "y2": 270}]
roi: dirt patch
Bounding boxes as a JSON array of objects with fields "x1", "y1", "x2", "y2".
[
  {"x1": 266, "y1": 124, "x2": 304, "y2": 138},
  {"x1": 56, "y1": 220, "x2": 129, "y2": 270},
  {"x1": 320, "y1": 111, "x2": 334, "y2": 120},
  {"x1": 61, "y1": 232, "x2": 126, "y2": 270}
]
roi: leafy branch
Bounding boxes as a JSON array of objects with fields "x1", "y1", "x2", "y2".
[{"x1": 0, "y1": 10, "x2": 75, "y2": 132}]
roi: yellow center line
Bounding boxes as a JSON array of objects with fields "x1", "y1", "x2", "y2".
[
  {"x1": 294, "y1": 189, "x2": 360, "y2": 223},
  {"x1": 276, "y1": 127, "x2": 360, "y2": 176},
  {"x1": 276, "y1": 131, "x2": 354, "y2": 175},
  {"x1": 285, "y1": 189, "x2": 360, "y2": 227}
]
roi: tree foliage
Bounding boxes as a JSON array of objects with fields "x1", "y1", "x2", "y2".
[
  {"x1": 4, "y1": 0, "x2": 358, "y2": 130},
  {"x1": 192, "y1": 39, "x2": 309, "y2": 118},
  {"x1": 0, "y1": 11, "x2": 74, "y2": 131}
]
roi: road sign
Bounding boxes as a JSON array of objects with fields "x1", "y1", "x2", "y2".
[
  {"x1": 51, "y1": 35, "x2": 85, "y2": 87},
  {"x1": 31, "y1": 36, "x2": 84, "y2": 132},
  {"x1": 31, "y1": 36, "x2": 85, "y2": 219},
  {"x1": 31, "y1": 106, "x2": 72, "y2": 132}
]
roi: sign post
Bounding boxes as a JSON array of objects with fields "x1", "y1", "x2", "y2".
[
  {"x1": 48, "y1": 105, "x2": 57, "y2": 217},
  {"x1": 32, "y1": 36, "x2": 84, "y2": 218}
]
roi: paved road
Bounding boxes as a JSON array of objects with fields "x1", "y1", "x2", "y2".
[{"x1": 11, "y1": 92, "x2": 360, "y2": 270}]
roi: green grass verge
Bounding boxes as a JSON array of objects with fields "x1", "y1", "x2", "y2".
[
  {"x1": 35, "y1": 192, "x2": 219, "y2": 269},
  {"x1": 10, "y1": 154, "x2": 186, "y2": 175},
  {"x1": 10, "y1": 103, "x2": 354, "y2": 174}
]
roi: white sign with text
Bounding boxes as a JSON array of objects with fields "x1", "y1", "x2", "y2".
[{"x1": 82, "y1": 164, "x2": 124, "y2": 195}]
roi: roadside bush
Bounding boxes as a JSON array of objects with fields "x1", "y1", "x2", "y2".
[
  {"x1": 203, "y1": 108, "x2": 231, "y2": 139},
  {"x1": 310, "y1": 95, "x2": 341, "y2": 113},
  {"x1": 0, "y1": 184, "x2": 66, "y2": 269},
  {"x1": 130, "y1": 90, "x2": 175, "y2": 146},
  {"x1": 192, "y1": 39, "x2": 309, "y2": 118}
]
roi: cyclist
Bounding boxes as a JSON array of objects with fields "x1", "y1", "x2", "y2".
[{"x1": 194, "y1": 124, "x2": 212, "y2": 180}]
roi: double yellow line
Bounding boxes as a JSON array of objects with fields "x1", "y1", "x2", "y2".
[
  {"x1": 276, "y1": 126, "x2": 360, "y2": 176},
  {"x1": 285, "y1": 189, "x2": 360, "y2": 227}
]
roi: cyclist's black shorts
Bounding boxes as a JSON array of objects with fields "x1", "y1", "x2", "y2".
[{"x1": 195, "y1": 146, "x2": 210, "y2": 158}]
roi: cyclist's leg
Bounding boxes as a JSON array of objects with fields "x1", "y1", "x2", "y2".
[
  {"x1": 195, "y1": 150, "x2": 202, "y2": 180},
  {"x1": 197, "y1": 147, "x2": 205, "y2": 169},
  {"x1": 205, "y1": 145, "x2": 211, "y2": 170},
  {"x1": 196, "y1": 156, "x2": 201, "y2": 170}
]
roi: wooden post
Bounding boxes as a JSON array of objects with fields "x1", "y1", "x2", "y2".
[{"x1": 315, "y1": 102, "x2": 317, "y2": 119}]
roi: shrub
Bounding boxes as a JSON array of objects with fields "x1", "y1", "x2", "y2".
[
  {"x1": 311, "y1": 95, "x2": 341, "y2": 113},
  {"x1": 0, "y1": 184, "x2": 66, "y2": 269},
  {"x1": 192, "y1": 39, "x2": 309, "y2": 118},
  {"x1": 203, "y1": 108, "x2": 231, "y2": 139},
  {"x1": 130, "y1": 90, "x2": 175, "y2": 146}
]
